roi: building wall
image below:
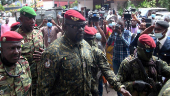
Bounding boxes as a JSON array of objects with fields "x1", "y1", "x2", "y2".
[{"x1": 78, "y1": 0, "x2": 93, "y2": 11}]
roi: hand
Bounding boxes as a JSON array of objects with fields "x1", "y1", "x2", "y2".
[
  {"x1": 103, "y1": 20, "x2": 107, "y2": 25},
  {"x1": 140, "y1": 25, "x2": 155, "y2": 35},
  {"x1": 43, "y1": 19, "x2": 48, "y2": 24},
  {"x1": 133, "y1": 80, "x2": 152, "y2": 92},
  {"x1": 119, "y1": 88, "x2": 132, "y2": 96},
  {"x1": 33, "y1": 48, "x2": 44, "y2": 62},
  {"x1": 94, "y1": 21, "x2": 99, "y2": 27}
]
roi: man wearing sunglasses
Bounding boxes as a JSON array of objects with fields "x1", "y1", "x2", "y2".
[
  {"x1": 117, "y1": 34, "x2": 170, "y2": 96},
  {"x1": 38, "y1": 10, "x2": 94, "y2": 96}
]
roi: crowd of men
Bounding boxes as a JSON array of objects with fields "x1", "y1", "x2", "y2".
[{"x1": 0, "y1": 5, "x2": 170, "y2": 96}]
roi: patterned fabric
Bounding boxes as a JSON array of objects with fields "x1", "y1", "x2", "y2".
[
  {"x1": 38, "y1": 35, "x2": 93, "y2": 96},
  {"x1": 158, "y1": 79, "x2": 170, "y2": 96},
  {"x1": 0, "y1": 56, "x2": 32, "y2": 96},
  {"x1": 117, "y1": 55, "x2": 170, "y2": 96},
  {"x1": 15, "y1": 27, "x2": 44, "y2": 95},
  {"x1": 107, "y1": 29, "x2": 131, "y2": 63},
  {"x1": 91, "y1": 46, "x2": 122, "y2": 93}
]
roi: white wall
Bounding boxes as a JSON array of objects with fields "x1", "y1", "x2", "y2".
[
  {"x1": 43, "y1": 1, "x2": 54, "y2": 9},
  {"x1": 78, "y1": 0, "x2": 93, "y2": 11}
]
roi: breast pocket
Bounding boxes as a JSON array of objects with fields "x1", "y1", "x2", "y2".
[
  {"x1": 0, "y1": 76, "x2": 12, "y2": 95},
  {"x1": 61, "y1": 55, "x2": 82, "y2": 80}
]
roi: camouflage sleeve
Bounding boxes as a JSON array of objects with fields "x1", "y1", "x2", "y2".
[
  {"x1": 94, "y1": 48, "x2": 122, "y2": 91},
  {"x1": 159, "y1": 59, "x2": 170, "y2": 78},
  {"x1": 158, "y1": 79, "x2": 170, "y2": 96},
  {"x1": 117, "y1": 58, "x2": 134, "y2": 93},
  {"x1": 38, "y1": 50, "x2": 59, "y2": 96}
]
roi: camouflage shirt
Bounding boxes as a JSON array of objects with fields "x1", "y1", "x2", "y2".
[
  {"x1": 117, "y1": 55, "x2": 170, "y2": 96},
  {"x1": 15, "y1": 27, "x2": 44, "y2": 95},
  {"x1": 91, "y1": 46, "x2": 122, "y2": 93},
  {"x1": 158, "y1": 79, "x2": 170, "y2": 96},
  {"x1": 38, "y1": 36, "x2": 93, "y2": 96},
  {"x1": 0, "y1": 56, "x2": 32, "y2": 96}
]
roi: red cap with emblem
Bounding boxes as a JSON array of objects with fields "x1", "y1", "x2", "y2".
[
  {"x1": 84, "y1": 26, "x2": 97, "y2": 36},
  {"x1": 0, "y1": 31, "x2": 23, "y2": 42},
  {"x1": 11, "y1": 22, "x2": 20, "y2": 28},
  {"x1": 64, "y1": 9, "x2": 86, "y2": 21},
  {"x1": 138, "y1": 34, "x2": 156, "y2": 48}
]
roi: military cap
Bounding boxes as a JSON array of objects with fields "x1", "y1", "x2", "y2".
[
  {"x1": 138, "y1": 34, "x2": 156, "y2": 48},
  {"x1": 64, "y1": 9, "x2": 86, "y2": 21},
  {"x1": 20, "y1": 6, "x2": 37, "y2": 18},
  {"x1": 0, "y1": 31, "x2": 23, "y2": 42},
  {"x1": 156, "y1": 21, "x2": 169, "y2": 28},
  {"x1": 84, "y1": 26, "x2": 97, "y2": 36},
  {"x1": 11, "y1": 22, "x2": 20, "y2": 28}
]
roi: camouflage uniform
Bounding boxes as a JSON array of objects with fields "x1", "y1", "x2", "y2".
[
  {"x1": 91, "y1": 46, "x2": 123, "y2": 94},
  {"x1": 158, "y1": 79, "x2": 170, "y2": 96},
  {"x1": 0, "y1": 56, "x2": 32, "y2": 96},
  {"x1": 38, "y1": 36, "x2": 93, "y2": 96},
  {"x1": 15, "y1": 27, "x2": 44, "y2": 95},
  {"x1": 117, "y1": 55, "x2": 170, "y2": 96}
]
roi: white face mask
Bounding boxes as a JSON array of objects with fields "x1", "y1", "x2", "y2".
[{"x1": 154, "y1": 30, "x2": 165, "y2": 39}]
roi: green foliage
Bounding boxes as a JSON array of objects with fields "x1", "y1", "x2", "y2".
[
  {"x1": 95, "y1": 5, "x2": 101, "y2": 10},
  {"x1": 159, "y1": 0, "x2": 170, "y2": 11},
  {"x1": 127, "y1": 0, "x2": 136, "y2": 9},
  {"x1": 71, "y1": 0, "x2": 78, "y2": 8},
  {"x1": 62, "y1": 6, "x2": 66, "y2": 9},
  {"x1": 0, "y1": 4, "x2": 5, "y2": 11},
  {"x1": 118, "y1": 7, "x2": 124, "y2": 16},
  {"x1": 138, "y1": 0, "x2": 156, "y2": 8}
]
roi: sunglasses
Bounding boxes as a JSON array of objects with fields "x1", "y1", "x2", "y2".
[{"x1": 66, "y1": 24, "x2": 86, "y2": 30}]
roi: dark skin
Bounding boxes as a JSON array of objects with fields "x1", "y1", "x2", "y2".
[
  {"x1": 154, "y1": 25, "x2": 167, "y2": 40},
  {"x1": 63, "y1": 19, "x2": 86, "y2": 43},
  {"x1": 0, "y1": 42, "x2": 21, "y2": 64},
  {"x1": 19, "y1": 14, "x2": 44, "y2": 62}
]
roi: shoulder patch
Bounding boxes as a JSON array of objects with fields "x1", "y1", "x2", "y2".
[{"x1": 44, "y1": 59, "x2": 52, "y2": 68}]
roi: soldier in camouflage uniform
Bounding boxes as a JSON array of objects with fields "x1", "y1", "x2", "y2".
[
  {"x1": 158, "y1": 79, "x2": 170, "y2": 96},
  {"x1": 84, "y1": 25, "x2": 131, "y2": 96},
  {"x1": 0, "y1": 31, "x2": 32, "y2": 96},
  {"x1": 15, "y1": 6, "x2": 44, "y2": 95},
  {"x1": 38, "y1": 10, "x2": 94, "y2": 96},
  {"x1": 117, "y1": 34, "x2": 170, "y2": 96}
]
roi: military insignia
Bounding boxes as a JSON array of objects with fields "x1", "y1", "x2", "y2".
[
  {"x1": 45, "y1": 59, "x2": 51, "y2": 68},
  {"x1": 71, "y1": 17, "x2": 79, "y2": 21},
  {"x1": 144, "y1": 43, "x2": 150, "y2": 48},
  {"x1": 0, "y1": 75, "x2": 4, "y2": 80},
  {"x1": 2, "y1": 37, "x2": 6, "y2": 42},
  {"x1": 0, "y1": 90, "x2": 4, "y2": 95}
]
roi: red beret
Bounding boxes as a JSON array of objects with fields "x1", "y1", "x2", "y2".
[
  {"x1": 64, "y1": 10, "x2": 86, "y2": 21},
  {"x1": 11, "y1": 22, "x2": 20, "y2": 28},
  {"x1": 138, "y1": 34, "x2": 156, "y2": 48},
  {"x1": 84, "y1": 26, "x2": 97, "y2": 36},
  {"x1": 0, "y1": 31, "x2": 23, "y2": 42}
]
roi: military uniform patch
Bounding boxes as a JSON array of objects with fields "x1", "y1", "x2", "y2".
[{"x1": 45, "y1": 59, "x2": 51, "y2": 68}]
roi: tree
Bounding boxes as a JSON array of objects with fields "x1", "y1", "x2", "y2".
[
  {"x1": 1, "y1": 0, "x2": 6, "y2": 5},
  {"x1": 159, "y1": 0, "x2": 170, "y2": 11},
  {"x1": 0, "y1": 4, "x2": 5, "y2": 11}
]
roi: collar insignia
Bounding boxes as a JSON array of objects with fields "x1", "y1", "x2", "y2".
[
  {"x1": 71, "y1": 17, "x2": 79, "y2": 21},
  {"x1": 2, "y1": 37, "x2": 6, "y2": 42},
  {"x1": 144, "y1": 44, "x2": 150, "y2": 48}
]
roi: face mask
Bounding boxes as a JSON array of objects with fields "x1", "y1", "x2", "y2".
[
  {"x1": 47, "y1": 22, "x2": 52, "y2": 27},
  {"x1": 137, "y1": 30, "x2": 141, "y2": 33},
  {"x1": 3, "y1": 17, "x2": 5, "y2": 20},
  {"x1": 108, "y1": 22, "x2": 116, "y2": 27},
  {"x1": 151, "y1": 14, "x2": 156, "y2": 18},
  {"x1": 115, "y1": 32, "x2": 118, "y2": 35},
  {"x1": 154, "y1": 30, "x2": 165, "y2": 39}
]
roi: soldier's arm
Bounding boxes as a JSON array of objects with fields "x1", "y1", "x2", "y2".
[
  {"x1": 159, "y1": 59, "x2": 170, "y2": 77},
  {"x1": 38, "y1": 50, "x2": 59, "y2": 96},
  {"x1": 95, "y1": 48, "x2": 123, "y2": 91},
  {"x1": 117, "y1": 59, "x2": 134, "y2": 93}
]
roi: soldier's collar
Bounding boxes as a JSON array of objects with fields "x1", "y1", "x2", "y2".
[{"x1": 64, "y1": 35, "x2": 83, "y2": 48}]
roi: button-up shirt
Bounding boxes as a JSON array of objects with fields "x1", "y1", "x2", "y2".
[{"x1": 107, "y1": 29, "x2": 131, "y2": 62}]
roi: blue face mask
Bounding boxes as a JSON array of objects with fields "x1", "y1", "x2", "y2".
[
  {"x1": 153, "y1": 30, "x2": 165, "y2": 39},
  {"x1": 151, "y1": 14, "x2": 156, "y2": 18},
  {"x1": 109, "y1": 22, "x2": 116, "y2": 27},
  {"x1": 47, "y1": 22, "x2": 52, "y2": 27}
]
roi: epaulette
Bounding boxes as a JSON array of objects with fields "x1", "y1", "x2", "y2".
[{"x1": 125, "y1": 55, "x2": 138, "y2": 64}]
